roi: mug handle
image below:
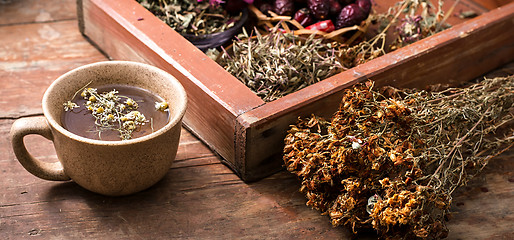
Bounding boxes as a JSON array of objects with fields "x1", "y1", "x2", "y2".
[{"x1": 10, "y1": 116, "x2": 70, "y2": 181}]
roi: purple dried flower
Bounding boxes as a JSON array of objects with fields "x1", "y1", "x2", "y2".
[
  {"x1": 397, "y1": 15, "x2": 423, "y2": 44},
  {"x1": 197, "y1": 0, "x2": 225, "y2": 6}
]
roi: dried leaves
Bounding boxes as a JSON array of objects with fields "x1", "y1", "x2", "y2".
[
  {"x1": 137, "y1": 0, "x2": 242, "y2": 35},
  {"x1": 283, "y1": 76, "x2": 514, "y2": 239},
  {"x1": 218, "y1": 29, "x2": 342, "y2": 102}
]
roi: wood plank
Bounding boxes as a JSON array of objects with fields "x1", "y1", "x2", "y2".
[
  {"x1": 0, "y1": 20, "x2": 106, "y2": 118},
  {"x1": 473, "y1": 0, "x2": 513, "y2": 9},
  {"x1": 0, "y1": 118, "x2": 350, "y2": 239},
  {"x1": 448, "y1": 149, "x2": 514, "y2": 239},
  {"x1": 0, "y1": 0, "x2": 76, "y2": 26}
]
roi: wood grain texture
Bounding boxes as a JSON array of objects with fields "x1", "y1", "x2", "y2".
[
  {"x1": 0, "y1": 0, "x2": 76, "y2": 26},
  {"x1": 0, "y1": 20, "x2": 106, "y2": 118},
  {"x1": 448, "y1": 150, "x2": 514, "y2": 239},
  {"x1": 473, "y1": 0, "x2": 513, "y2": 9},
  {"x1": 1, "y1": 117, "x2": 512, "y2": 239}
]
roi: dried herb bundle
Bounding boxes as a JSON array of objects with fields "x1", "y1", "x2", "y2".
[
  {"x1": 218, "y1": 29, "x2": 342, "y2": 102},
  {"x1": 283, "y1": 76, "x2": 513, "y2": 239},
  {"x1": 137, "y1": 0, "x2": 242, "y2": 35}
]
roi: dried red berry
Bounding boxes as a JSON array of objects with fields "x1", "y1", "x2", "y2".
[
  {"x1": 225, "y1": 0, "x2": 248, "y2": 14},
  {"x1": 308, "y1": 0, "x2": 330, "y2": 20},
  {"x1": 356, "y1": 0, "x2": 371, "y2": 15},
  {"x1": 338, "y1": 0, "x2": 354, "y2": 5},
  {"x1": 328, "y1": 0, "x2": 342, "y2": 17},
  {"x1": 335, "y1": 3, "x2": 366, "y2": 29},
  {"x1": 258, "y1": 3, "x2": 274, "y2": 15},
  {"x1": 294, "y1": 8, "x2": 315, "y2": 26},
  {"x1": 274, "y1": 0, "x2": 295, "y2": 15}
]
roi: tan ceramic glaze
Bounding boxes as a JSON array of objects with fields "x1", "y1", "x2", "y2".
[{"x1": 10, "y1": 61, "x2": 187, "y2": 196}]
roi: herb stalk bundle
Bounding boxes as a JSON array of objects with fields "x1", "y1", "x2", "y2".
[{"x1": 283, "y1": 76, "x2": 514, "y2": 239}]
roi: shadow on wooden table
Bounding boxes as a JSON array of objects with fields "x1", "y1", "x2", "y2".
[{"x1": 34, "y1": 147, "x2": 512, "y2": 239}]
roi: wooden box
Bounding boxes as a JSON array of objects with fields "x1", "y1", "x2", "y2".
[{"x1": 77, "y1": 0, "x2": 514, "y2": 181}]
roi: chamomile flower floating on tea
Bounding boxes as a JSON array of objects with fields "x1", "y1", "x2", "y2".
[
  {"x1": 63, "y1": 101, "x2": 79, "y2": 111},
  {"x1": 63, "y1": 85, "x2": 170, "y2": 141},
  {"x1": 155, "y1": 101, "x2": 169, "y2": 112}
]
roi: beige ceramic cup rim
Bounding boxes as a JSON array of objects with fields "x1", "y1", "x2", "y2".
[{"x1": 42, "y1": 61, "x2": 187, "y2": 146}]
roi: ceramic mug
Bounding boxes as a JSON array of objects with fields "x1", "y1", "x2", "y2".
[{"x1": 10, "y1": 61, "x2": 187, "y2": 196}]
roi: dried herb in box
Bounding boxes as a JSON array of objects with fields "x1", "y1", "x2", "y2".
[
  {"x1": 337, "y1": 0, "x2": 453, "y2": 67},
  {"x1": 283, "y1": 76, "x2": 513, "y2": 239},
  {"x1": 216, "y1": 0, "x2": 455, "y2": 102},
  {"x1": 137, "y1": 0, "x2": 245, "y2": 35},
  {"x1": 218, "y1": 28, "x2": 342, "y2": 102}
]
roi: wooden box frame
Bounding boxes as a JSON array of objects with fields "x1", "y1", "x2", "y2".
[{"x1": 77, "y1": 0, "x2": 514, "y2": 181}]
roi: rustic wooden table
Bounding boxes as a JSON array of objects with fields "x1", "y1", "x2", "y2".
[{"x1": 1, "y1": 0, "x2": 512, "y2": 239}]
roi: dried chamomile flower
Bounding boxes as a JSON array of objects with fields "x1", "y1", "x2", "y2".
[
  {"x1": 101, "y1": 89, "x2": 119, "y2": 100},
  {"x1": 64, "y1": 86, "x2": 151, "y2": 140},
  {"x1": 63, "y1": 101, "x2": 79, "y2": 111},
  {"x1": 155, "y1": 101, "x2": 169, "y2": 112},
  {"x1": 125, "y1": 98, "x2": 138, "y2": 108},
  {"x1": 125, "y1": 111, "x2": 147, "y2": 123},
  {"x1": 366, "y1": 194, "x2": 382, "y2": 214}
]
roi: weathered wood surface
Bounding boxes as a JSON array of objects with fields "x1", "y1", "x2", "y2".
[
  {"x1": 1, "y1": 0, "x2": 512, "y2": 239},
  {"x1": 0, "y1": 0, "x2": 106, "y2": 118},
  {"x1": 474, "y1": 0, "x2": 513, "y2": 9}
]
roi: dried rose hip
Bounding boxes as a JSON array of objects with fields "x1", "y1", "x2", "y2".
[
  {"x1": 308, "y1": 0, "x2": 330, "y2": 20},
  {"x1": 356, "y1": 0, "x2": 371, "y2": 15},
  {"x1": 294, "y1": 8, "x2": 315, "y2": 26},
  {"x1": 328, "y1": 0, "x2": 342, "y2": 16},
  {"x1": 339, "y1": 0, "x2": 354, "y2": 5},
  {"x1": 335, "y1": 3, "x2": 367, "y2": 29},
  {"x1": 274, "y1": 0, "x2": 295, "y2": 15},
  {"x1": 258, "y1": 3, "x2": 274, "y2": 14},
  {"x1": 225, "y1": 0, "x2": 248, "y2": 14}
]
